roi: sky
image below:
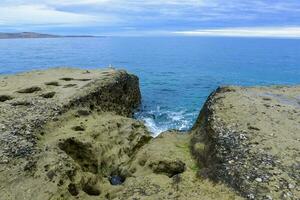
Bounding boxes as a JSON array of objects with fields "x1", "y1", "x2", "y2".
[{"x1": 0, "y1": 0, "x2": 300, "y2": 37}]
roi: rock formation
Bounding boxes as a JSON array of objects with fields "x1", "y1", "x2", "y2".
[
  {"x1": 0, "y1": 68, "x2": 299, "y2": 200},
  {"x1": 191, "y1": 86, "x2": 300, "y2": 199}
]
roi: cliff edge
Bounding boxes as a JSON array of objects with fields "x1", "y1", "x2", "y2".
[
  {"x1": 1, "y1": 68, "x2": 298, "y2": 200},
  {"x1": 191, "y1": 86, "x2": 300, "y2": 200},
  {"x1": 0, "y1": 68, "x2": 241, "y2": 200}
]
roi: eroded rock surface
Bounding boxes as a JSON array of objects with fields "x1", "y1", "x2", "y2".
[
  {"x1": 0, "y1": 68, "x2": 242, "y2": 200},
  {"x1": 113, "y1": 131, "x2": 242, "y2": 200},
  {"x1": 3, "y1": 68, "x2": 298, "y2": 200},
  {"x1": 192, "y1": 86, "x2": 300, "y2": 200},
  {"x1": 0, "y1": 68, "x2": 147, "y2": 199}
]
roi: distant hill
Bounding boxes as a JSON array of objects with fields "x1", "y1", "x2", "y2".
[{"x1": 0, "y1": 32, "x2": 97, "y2": 39}]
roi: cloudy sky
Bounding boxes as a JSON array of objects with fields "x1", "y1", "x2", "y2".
[{"x1": 0, "y1": 0, "x2": 300, "y2": 37}]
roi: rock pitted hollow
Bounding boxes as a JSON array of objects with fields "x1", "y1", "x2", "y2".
[
  {"x1": 1, "y1": 68, "x2": 298, "y2": 200},
  {"x1": 0, "y1": 68, "x2": 149, "y2": 199}
]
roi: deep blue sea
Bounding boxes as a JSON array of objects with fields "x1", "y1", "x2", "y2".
[{"x1": 0, "y1": 37, "x2": 300, "y2": 136}]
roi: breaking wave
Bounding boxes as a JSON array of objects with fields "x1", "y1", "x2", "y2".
[{"x1": 135, "y1": 105, "x2": 197, "y2": 137}]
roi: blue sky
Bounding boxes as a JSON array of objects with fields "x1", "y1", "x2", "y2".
[{"x1": 0, "y1": 0, "x2": 300, "y2": 37}]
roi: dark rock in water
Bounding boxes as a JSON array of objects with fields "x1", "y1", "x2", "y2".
[{"x1": 110, "y1": 175, "x2": 125, "y2": 185}]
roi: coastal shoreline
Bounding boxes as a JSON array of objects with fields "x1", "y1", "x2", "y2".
[{"x1": 0, "y1": 68, "x2": 299, "y2": 199}]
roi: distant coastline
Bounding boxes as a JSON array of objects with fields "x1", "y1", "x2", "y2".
[{"x1": 0, "y1": 32, "x2": 101, "y2": 39}]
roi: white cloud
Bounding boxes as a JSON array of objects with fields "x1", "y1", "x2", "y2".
[
  {"x1": 0, "y1": 0, "x2": 299, "y2": 34},
  {"x1": 174, "y1": 27, "x2": 300, "y2": 38},
  {"x1": 0, "y1": 5, "x2": 97, "y2": 26}
]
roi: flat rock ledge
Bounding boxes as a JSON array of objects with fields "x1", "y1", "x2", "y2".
[
  {"x1": 0, "y1": 68, "x2": 241, "y2": 200},
  {"x1": 1, "y1": 68, "x2": 299, "y2": 200},
  {"x1": 191, "y1": 86, "x2": 300, "y2": 200},
  {"x1": 0, "y1": 68, "x2": 141, "y2": 160}
]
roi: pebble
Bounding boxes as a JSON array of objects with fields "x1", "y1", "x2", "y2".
[
  {"x1": 288, "y1": 183, "x2": 294, "y2": 189},
  {"x1": 0, "y1": 159, "x2": 9, "y2": 164},
  {"x1": 255, "y1": 177, "x2": 263, "y2": 182},
  {"x1": 265, "y1": 195, "x2": 273, "y2": 200}
]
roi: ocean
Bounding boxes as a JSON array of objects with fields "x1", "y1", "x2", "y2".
[{"x1": 0, "y1": 37, "x2": 299, "y2": 136}]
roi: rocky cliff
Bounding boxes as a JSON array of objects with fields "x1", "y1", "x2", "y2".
[
  {"x1": 0, "y1": 68, "x2": 298, "y2": 200},
  {"x1": 191, "y1": 86, "x2": 300, "y2": 200},
  {"x1": 0, "y1": 68, "x2": 241, "y2": 200},
  {"x1": 0, "y1": 68, "x2": 149, "y2": 199}
]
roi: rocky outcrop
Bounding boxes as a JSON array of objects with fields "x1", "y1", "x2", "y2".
[
  {"x1": 0, "y1": 68, "x2": 149, "y2": 200},
  {"x1": 111, "y1": 131, "x2": 242, "y2": 200},
  {"x1": 2, "y1": 68, "x2": 298, "y2": 200},
  {"x1": 0, "y1": 68, "x2": 243, "y2": 200},
  {"x1": 0, "y1": 68, "x2": 140, "y2": 160},
  {"x1": 191, "y1": 86, "x2": 300, "y2": 200}
]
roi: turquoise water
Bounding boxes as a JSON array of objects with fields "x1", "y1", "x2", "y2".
[{"x1": 0, "y1": 37, "x2": 300, "y2": 135}]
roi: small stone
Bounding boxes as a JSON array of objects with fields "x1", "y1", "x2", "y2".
[
  {"x1": 46, "y1": 170, "x2": 56, "y2": 180},
  {"x1": 265, "y1": 195, "x2": 273, "y2": 200},
  {"x1": 288, "y1": 183, "x2": 295, "y2": 189},
  {"x1": 255, "y1": 177, "x2": 262, "y2": 182},
  {"x1": 1, "y1": 159, "x2": 9, "y2": 164},
  {"x1": 248, "y1": 194, "x2": 255, "y2": 199}
]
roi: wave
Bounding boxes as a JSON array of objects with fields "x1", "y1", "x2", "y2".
[{"x1": 135, "y1": 106, "x2": 196, "y2": 137}]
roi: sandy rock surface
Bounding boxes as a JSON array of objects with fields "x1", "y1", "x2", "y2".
[
  {"x1": 192, "y1": 86, "x2": 300, "y2": 200},
  {"x1": 2, "y1": 68, "x2": 298, "y2": 200},
  {"x1": 0, "y1": 68, "x2": 242, "y2": 200}
]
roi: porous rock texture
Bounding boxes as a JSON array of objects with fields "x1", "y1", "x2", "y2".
[
  {"x1": 0, "y1": 68, "x2": 148, "y2": 199},
  {"x1": 0, "y1": 68, "x2": 242, "y2": 200},
  {"x1": 191, "y1": 86, "x2": 300, "y2": 200}
]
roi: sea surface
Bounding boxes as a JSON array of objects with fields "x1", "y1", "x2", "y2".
[{"x1": 0, "y1": 37, "x2": 300, "y2": 136}]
